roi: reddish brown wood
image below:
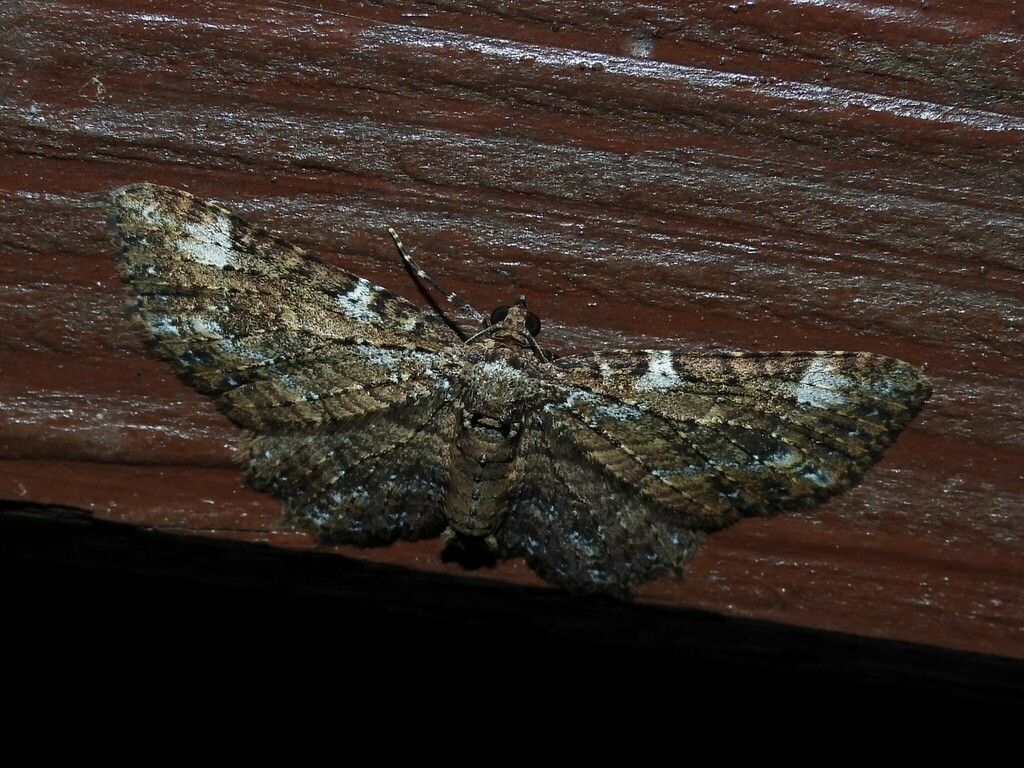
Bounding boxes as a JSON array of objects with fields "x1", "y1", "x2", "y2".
[{"x1": 2, "y1": 1, "x2": 1022, "y2": 660}]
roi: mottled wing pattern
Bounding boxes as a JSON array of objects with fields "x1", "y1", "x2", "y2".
[
  {"x1": 246, "y1": 388, "x2": 455, "y2": 544},
  {"x1": 108, "y1": 183, "x2": 461, "y2": 541},
  {"x1": 110, "y1": 183, "x2": 932, "y2": 591},
  {"x1": 502, "y1": 349, "x2": 931, "y2": 589},
  {"x1": 502, "y1": 409, "x2": 704, "y2": 591},
  {"x1": 552, "y1": 349, "x2": 933, "y2": 524}
]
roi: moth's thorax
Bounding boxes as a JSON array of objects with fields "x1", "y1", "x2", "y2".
[{"x1": 459, "y1": 347, "x2": 540, "y2": 421}]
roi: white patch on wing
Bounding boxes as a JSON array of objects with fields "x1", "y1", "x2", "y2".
[
  {"x1": 636, "y1": 350, "x2": 680, "y2": 390},
  {"x1": 763, "y1": 447, "x2": 801, "y2": 469},
  {"x1": 791, "y1": 358, "x2": 854, "y2": 407},
  {"x1": 149, "y1": 316, "x2": 181, "y2": 337},
  {"x1": 597, "y1": 401, "x2": 644, "y2": 421},
  {"x1": 553, "y1": 388, "x2": 601, "y2": 412},
  {"x1": 335, "y1": 280, "x2": 377, "y2": 322},
  {"x1": 137, "y1": 201, "x2": 161, "y2": 224},
  {"x1": 803, "y1": 467, "x2": 832, "y2": 487},
  {"x1": 189, "y1": 316, "x2": 223, "y2": 339},
  {"x1": 178, "y1": 212, "x2": 236, "y2": 268},
  {"x1": 549, "y1": 388, "x2": 644, "y2": 422},
  {"x1": 151, "y1": 314, "x2": 222, "y2": 340},
  {"x1": 219, "y1": 336, "x2": 273, "y2": 363},
  {"x1": 356, "y1": 345, "x2": 406, "y2": 382},
  {"x1": 355, "y1": 344, "x2": 445, "y2": 383}
]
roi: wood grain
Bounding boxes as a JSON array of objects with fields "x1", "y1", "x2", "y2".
[{"x1": 2, "y1": 0, "x2": 1022, "y2": 666}]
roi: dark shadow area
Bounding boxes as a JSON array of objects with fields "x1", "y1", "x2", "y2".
[{"x1": 3, "y1": 501, "x2": 1021, "y2": 718}]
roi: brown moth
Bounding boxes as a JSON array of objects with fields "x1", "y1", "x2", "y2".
[{"x1": 108, "y1": 184, "x2": 931, "y2": 592}]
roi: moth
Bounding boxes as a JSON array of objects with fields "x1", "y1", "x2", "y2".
[{"x1": 108, "y1": 184, "x2": 931, "y2": 592}]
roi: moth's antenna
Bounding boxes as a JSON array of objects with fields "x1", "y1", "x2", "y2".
[{"x1": 388, "y1": 227, "x2": 487, "y2": 327}]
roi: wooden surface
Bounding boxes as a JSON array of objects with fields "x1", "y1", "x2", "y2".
[{"x1": 2, "y1": 0, "x2": 1022, "y2": 677}]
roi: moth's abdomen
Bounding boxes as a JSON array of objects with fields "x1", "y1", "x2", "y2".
[{"x1": 445, "y1": 413, "x2": 521, "y2": 537}]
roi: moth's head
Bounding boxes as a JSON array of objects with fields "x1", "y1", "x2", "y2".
[
  {"x1": 487, "y1": 295, "x2": 541, "y2": 339},
  {"x1": 466, "y1": 295, "x2": 549, "y2": 360}
]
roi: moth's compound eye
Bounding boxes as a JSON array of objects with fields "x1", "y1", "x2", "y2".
[
  {"x1": 490, "y1": 306, "x2": 542, "y2": 337},
  {"x1": 489, "y1": 306, "x2": 508, "y2": 326}
]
